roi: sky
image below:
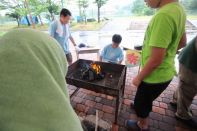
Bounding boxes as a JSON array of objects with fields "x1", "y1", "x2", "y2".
[
  {"x1": 66, "y1": 0, "x2": 134, "y2": 17},
  {"x1": 0, "y1": 0, "x2": 134, "y2": 16},
  {"x1": 103, "y1": 0, "x2": 133, "y2": 8}
]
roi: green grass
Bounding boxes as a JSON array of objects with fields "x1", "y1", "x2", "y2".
[
  {"x1": 11, "y1": 24, "x2": 49, "y2": 31},
  {"x1": 0, "y1": 21, "x2": 107, "y2": 33},
  {"x1": 71, "y1": 21, "x2": 107, "y2": 31},
  {"x1": 129, "y1": 15, "x2": 197, "y2": 20},
  {"x1": 187, "y1": 15, "x2": 197, "y2": 20},
  {"x1": 129, "y1": 15, "x2": 152, "y2": 19},
  {"x1": 0, "y1": 24, "x2": 17, "y2": 31},
  {"x1": 0, "y1": 23, "x2": 49, "y2": 32},
  {"x1": 0, "y1": 31, "x2": 6, "y2": 37}
]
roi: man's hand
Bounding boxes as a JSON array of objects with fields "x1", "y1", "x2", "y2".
[
  {"x1": 75, "y1": 46, "x2": 80, "y2": 52},
  {"x1": 132, "y1": 75, "x2": 142, "y2": 88},
  {"x1": 133, "y1": 47, "x2": 166, "y2": 88},
  {"x1": 69, "y1": 36, "x2": 77, "y2": 47},
  {"x1": 118, "y1": 61, "x2": 122, "y2": 64}
]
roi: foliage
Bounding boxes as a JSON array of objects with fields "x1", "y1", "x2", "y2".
[
  {"x1": 78, "y1": 0, "x2": 89, "y2": 23},
  {"x1": 46, "y1": 0, "x2": 59, "y2": 21},
  {"x1": 131, "y1": 0, "x2": 155, "y2": 16},
  {"x1": 181, "y1": 0, "x2": 197, "y2": 14},
  {"x1": 29, "y1": 0, "x2": 48, "y2": 16},
  {"x1": 94, "y1": 0, "x2": 108, "y2": 23},
  {"x1": 0, "y1": 0, "x2": 28, "y2": 26}
]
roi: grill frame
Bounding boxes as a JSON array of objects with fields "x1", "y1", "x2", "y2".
[{"x1": 66, "y1": 59, "x2": 127, "y2": 124}]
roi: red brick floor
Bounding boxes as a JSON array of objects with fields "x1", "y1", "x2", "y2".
[{"x1": 68, "y1": 51, "x2": 197, "y2": 131}]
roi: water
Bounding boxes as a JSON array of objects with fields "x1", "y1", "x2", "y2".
[
  {"x1": 72, "y1": 30, "x2": 196, "y2": 50},
  {"x1": 72, "y1": 30, "x2": 196, "y2": 72}
]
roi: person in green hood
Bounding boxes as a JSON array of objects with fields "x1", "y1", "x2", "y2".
[{"x1": 0, "y1": 29, "x2": 83, "y2": 131}]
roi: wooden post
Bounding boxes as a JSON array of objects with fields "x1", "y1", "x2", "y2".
[{"x1": 95, "y1": 110, "x2": 98, "y2": 131}]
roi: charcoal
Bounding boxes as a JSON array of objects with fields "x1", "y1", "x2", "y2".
[{"x1": 79, "y1": 63, "x2": 105, "y2": 81}]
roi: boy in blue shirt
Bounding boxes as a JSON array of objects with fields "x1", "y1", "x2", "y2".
[{"x1": 100, "y1": 34, "x2": 124, "y2": 64}]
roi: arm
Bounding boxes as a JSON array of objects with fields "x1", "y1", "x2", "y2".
[
  {"x1": 118, "y1": 50, "x2": 124, "y2": 64},
  {"x1": 100, "y1": 46, "x2": 107, "y2": 61},
  {"x1": 49, "y1": 22, "x2": 56, "y2": 37},
  {"x1": 133, "y1": 47, "x2": 166, "y2": 86},
  {"x1": 177, "y1": 32, "x2": 187, "y2": 50},
  {"x1": 118, "y1": 60, "x2": 122, "y2": 64},
  {"x1": 69, "y1": 36, "x2": 77, "y2": 47},
  {"x1": 68, "y1": 26, "x2": 76, "y2": 47}
]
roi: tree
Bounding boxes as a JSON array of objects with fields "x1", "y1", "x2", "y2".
[
  {"x1": 29, "y1": 0, "x2": 48, "y2": 26},
  {"x1": 95, "y1": 0, "x2": 108, "y2": 23},
  {"x1": 0, "y1": 0, "x2": 26, "y2": 27},
  {"x1": 131, "y1": 0, "x2": 155, "y2": 16},
  {"x1": 24, "y1": 0, "x2": 35, "y2": 28},
  {"x1": 181, "y1": 0, "x2": 197, "y2": 14},
  {"x1": 0, "y1": 0, "x2": 36, "y2": 27},
  {"x1": 46, "y1": 0, "x2": 59, "y2": 21},
  {"x1": 78, "y1": 0, "x2": 89, "y2": 24},
  {"x1": 6, "y1": 12, "x2": 21, "y2": 27}
]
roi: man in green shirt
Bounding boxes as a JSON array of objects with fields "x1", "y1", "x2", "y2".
[
  {"x1": 171, "y1": 36, "x2": 197, "y2": 128},
  {"x1": 126, "y1": 0, "x2": 186, "y2": 130}
]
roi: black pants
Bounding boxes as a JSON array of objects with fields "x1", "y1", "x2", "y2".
[{"x1": 134, "y1": 80, "x2": 171, "y2": 118}]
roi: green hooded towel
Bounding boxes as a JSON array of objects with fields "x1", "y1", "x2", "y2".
[{"x1": 0, "y1": 29, "x2": 83, "y2": 131}]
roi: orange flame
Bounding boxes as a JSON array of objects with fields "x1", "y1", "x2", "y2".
[{"x1": 90, "y1": 63, "x2": 101, "y2": 74}]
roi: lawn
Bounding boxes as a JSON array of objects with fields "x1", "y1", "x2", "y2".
[
  {"x1": 0, "y1": 20, "x2": 107, "y2": 34},
  {"x1": 0, "y1": 31, "x2": 5, "y2": 37},
  {"x1": 187, "y1": 15, "x2": 197, "y2": 20},
  {"x1": 71, "y1": 21, "x2": 107, "y2": 31}
]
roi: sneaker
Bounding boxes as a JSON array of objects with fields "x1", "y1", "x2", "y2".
[
  {"x1": 175, "y1": 115, "x2": 197, "y2": 129},
  {"x1": 125, "y1": 120, "x2": 149, "y2": 131}
]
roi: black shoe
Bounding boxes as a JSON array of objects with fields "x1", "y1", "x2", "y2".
[{"x1": 175, "y1": 116, "x2": 197, "y2": 129}]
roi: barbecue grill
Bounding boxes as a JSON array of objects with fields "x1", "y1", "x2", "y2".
[{"x1": 66, "y1": 59, "x2": 127, "y2": 124}]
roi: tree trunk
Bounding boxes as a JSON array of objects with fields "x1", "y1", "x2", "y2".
[
  {"x1": 25, "y1": 16, "x2": 31, "y2": 26},
  {"x1": 50, "y1": 13, "x2": 55, "y2": 21},
  {"x1": 97, "y1": 6, "x2": 100, "y2": 23},
  {"x1": 83, "y1": 9, "x2": 87, "y2": 24},
  {"x1": 29, "y1": 14, "x2": 35, "y2": 28},
  {"x1": 24, "y1": 0, "x2": 35, "y2": 28},
  {"x1": 16, "y1": 18, "x2": 20, "y2": 27},
  {"x1": 85, "y1": 15, "x2": 87, "y2": 24},
  {"x1": 38, "y1": 15, "x2": 44, "y2": 26}
]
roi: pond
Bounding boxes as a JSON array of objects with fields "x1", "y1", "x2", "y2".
[{"x1": 72, "y1": 30, "x2": 197, "y2": 50}]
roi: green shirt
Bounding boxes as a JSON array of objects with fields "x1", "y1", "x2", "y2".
[
  {"x1": 141, "y1": 2, "x2": 186, "y2": 83},
  {"x1": 179, "y1": 36, "x2": 197, "y2": 73}
]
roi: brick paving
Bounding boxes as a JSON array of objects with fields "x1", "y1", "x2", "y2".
[{"x1": 68, "y1": 51, "x2": 197, "y2": 131}]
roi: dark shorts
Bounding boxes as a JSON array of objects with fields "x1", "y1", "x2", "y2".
[
  {"x1": 66, "y1": 53, "x2": 73, "y2": 64},
  {"x1": 134, "y1": 80, "x2": 171, "y2": 118}
]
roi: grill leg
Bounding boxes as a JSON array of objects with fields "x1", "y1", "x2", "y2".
[
  {"x1": 114, "y1": 67, "x2": 127, "y2": 124},
  {"x1": 115, "y1": 95, "x2": 120, "y2": 124},
  {"x1": 122, "y1": 67, "x2": 127, "y2": 96},
  {"x1": 70, "y1": 87, "x2": 80, "y2": 98}
]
